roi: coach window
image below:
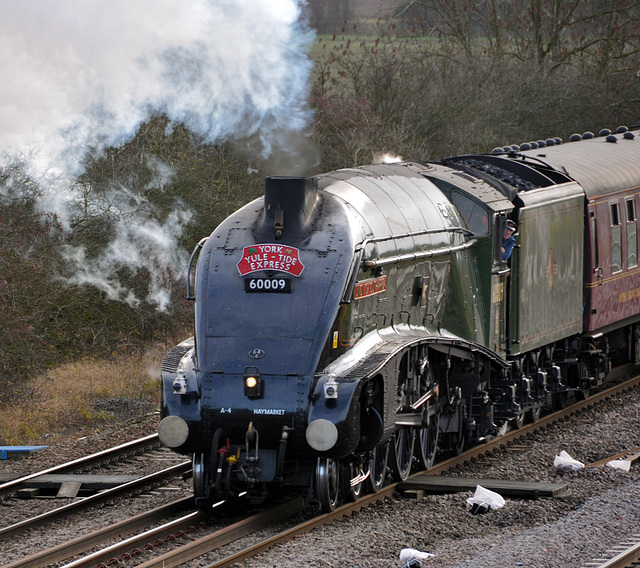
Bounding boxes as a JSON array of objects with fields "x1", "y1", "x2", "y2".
[
  {"x1": 590, "y1": 212, "x2": 598, "y2": 266},
  {"x1": 626, "y1": 198, "x2": 637, "y2": 268},
  {"x1": 610, "y1": 202, "x2": 622, "y2": 273}
]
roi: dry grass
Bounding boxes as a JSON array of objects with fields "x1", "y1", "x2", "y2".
[{"x1": 0, "y1": 346, "x2": 166, "y2": 445}]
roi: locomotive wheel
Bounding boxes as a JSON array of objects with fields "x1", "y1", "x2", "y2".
[
  {"x1": 416, "y1": 413, "x2": 439, "y2": 470},
  {"x1": 527, "y1": 405, "x2": 542, "y2": 423},
  {"x1": 451, "y1": 428, "x2": 465, "y2": 456},
  {"x1": 575, "y1": 387, "x2": 590, "y2": 401},
  {"x1": 193, "y1": 453, "x2": 213, "y2": 511},
  {"x1": 193, "y1": 452, "x2": 206, "y2": 497},
  {"x1": 368, "y1": 442, "x2": 389, "y2": 493},
  {"x1": 341, "y1": 460, "x2": 364, "y2": 503},
  {"x1": 391, "y1": 427, "x2": 415, "y2": 481},
  {"x1": 209, "y1": 428, "x2": 223, "y2": 486},
  {"x1": 552, "y1": 391, "x2": 568, "y2": 411},
  {"x1": 512, "y1": 412, "x2": 526, "y2": 430},
  {"x1": 315, "y1": 457, "x2": 340, "y2": 512}
]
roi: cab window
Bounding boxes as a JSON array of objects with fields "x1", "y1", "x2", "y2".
[{"x1": 450, "y1": 191, "x2": 489, "y2": 236}]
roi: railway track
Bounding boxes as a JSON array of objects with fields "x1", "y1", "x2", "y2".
[
  {"x1": 0, "y1": 432, "x2": 190, "y2": 544},
  {"x1": 2, "y1": 372, "x2": 639, "y2": 568},
  {"x1": 1, "y1": 497, "x2": 196, "y2": 568},
  {"x1": 429, "y1": 367, "x2": 640, "y2": 475},
  {"x1": 0, "y1": 433, "x2": 164, "y2": 500},
  {"x1": 582, "y1": 536, "x2": 640, "y2": 568},
  {"x1": 0, "y1": 462, "x2": 190, "y2": 541}
]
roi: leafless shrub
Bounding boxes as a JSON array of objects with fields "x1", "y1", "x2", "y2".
[
  {"x1": 0, "y1": 348, "x2": 164, "y2": 444},
  {"x1": 312, "y1": 5, "x2": 640, "y2": 167}
]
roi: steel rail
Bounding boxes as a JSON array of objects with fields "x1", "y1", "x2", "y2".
[
  {"x1": 581, "y1": 535, "x2": 640, "y2": 568},
  {"x1": 0, "y1": 497, "x2": 195, "y2": 568},
  {"x1": 0, "y1": 433, "x2": 162, "y2": 500},
  {"x1": 59, "y1": 510, "x2": 209, "y2": 568},
  {"x1": 122, "y1": 487, "x2": 395, "y2": 568},
  {"x1": 0, "y1": 461, "x2": 190, "y2": 541},
  {"x1": 133, "y1": 497, "x2": 309, "y2": 568},
  {"x1": 202, "y1": 485, "x2": 398, "y2": 568},
  {"x1": 427, "y1": 372, "x2": 640, "y2": 475},
  {"x1": 586, "y1": 446, "x2": 640, "y2": 468}
]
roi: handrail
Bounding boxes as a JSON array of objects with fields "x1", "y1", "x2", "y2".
[
  {"x1": 340, "y1": 247, "x2": 366, "y2": 305},
  {"x1": 340, "y1": 227, "x2": 474, "y2": 302},
  {"x1": 186, "y1": 237, "x2": 208, "y2": 300},
  {"x1": 363, "y1": 239, "x2": 476, "y2": 269},
  {"x1": 360, "y1": 226, "x2": 471, "y2": 246}
]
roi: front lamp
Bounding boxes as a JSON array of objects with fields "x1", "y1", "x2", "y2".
[
  {"x1": 246, "y1": 376, "x2": 258, "y2": 388},
  {"x1": 244, "y1": 367, "x2": 263, "y2": 399}
]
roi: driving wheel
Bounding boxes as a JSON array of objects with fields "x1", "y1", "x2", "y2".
[
  {"x1": 316, "y1": 457, "x2": 340, "y2": 512},
  {"x1": 391, "y1": 427, "x2": 415, "y2": 481}
]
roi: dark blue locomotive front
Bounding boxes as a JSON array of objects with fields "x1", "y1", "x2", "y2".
[
  {"x1": 159, "y1": 164, "x2": 490, "y2": 510},
  {"x1": 159, "y1": 128, "x2": 640, "y2": 511}
]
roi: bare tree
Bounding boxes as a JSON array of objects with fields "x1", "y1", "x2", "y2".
[
  {"x1": 306, "y1": 0, "x2": 354, "y2": 34},
  {"x1": 395, "y1": 0, "x2": 640, "y2": 73},
  {"x1": 312, "y1": 1, "x2": 640, "y2": 170}
]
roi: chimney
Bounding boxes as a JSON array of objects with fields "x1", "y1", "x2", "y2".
[{"x1": 261, "y1": 176, "x2": 318, "y2": 240}]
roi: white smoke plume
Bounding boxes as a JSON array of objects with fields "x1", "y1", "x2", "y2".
[
  {"x1": 374, "y1": 152, "x2": 403, "y2": 164},
  {"x1": 0, "y1": 0, "x2": 314, "y2": 309}
]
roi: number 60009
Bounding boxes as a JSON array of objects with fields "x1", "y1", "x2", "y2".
[{"x1": 244, "y1": 277, "x2": 292, "y2": 293}]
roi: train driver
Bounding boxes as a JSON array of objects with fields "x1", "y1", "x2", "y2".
[{"x1": 501, "y1": 219, "x2": 517, "y2": 260}]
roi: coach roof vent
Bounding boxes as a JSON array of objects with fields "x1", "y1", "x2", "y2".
[{"x1": 261, "y1": 176, "x2": 318, "y2": 240}]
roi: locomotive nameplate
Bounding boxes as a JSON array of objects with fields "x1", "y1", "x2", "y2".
[
  {"x1": 354, "y1": 275, "x2": 387, "y2": 299},
  {"x1": 237, "y1": 244, "x2": 305, "y2": 276},
  {"x1": 244, "y1": 277, "x2": 292, "y2": 293}
]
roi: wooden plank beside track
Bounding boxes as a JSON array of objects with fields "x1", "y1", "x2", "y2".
[
  {"x1": 56, "y1": 481, "x2": 82, "y2": 498},
  {"x1": 21, "y1": 474, "x2": 139, "y2": 490},
  {"x1": 14, "y1": 474, "x2": 140, "y2": 498},
  {"x1": 399, "y1": 475, "x2": 571, "y2": 498}
]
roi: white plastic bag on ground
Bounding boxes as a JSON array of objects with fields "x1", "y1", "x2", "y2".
[
  {"x1": 399, "y1": 547, "x2": 434, "y2": 566},
  {"x1": 465, "y1": 484, "x2": 505, "y2": 514},
  {"x1": 554, "y1": 450, "x2": 584, "y2": 471},
  {"x1": 606, "y1": 459, "x2": 631, "y2": 471}
]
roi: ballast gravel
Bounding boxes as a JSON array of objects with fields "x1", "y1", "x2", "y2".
[
  {"x1": 238, "y1": 387, "x2": 640, "y2": 568},
  {"x1": 1, "y1": 388, "x2": 640, "y2": 568}
]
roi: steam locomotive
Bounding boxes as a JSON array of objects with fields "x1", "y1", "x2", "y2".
[{"x1": 158, "y1": 126, "x2": 640, "y2": 511}]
